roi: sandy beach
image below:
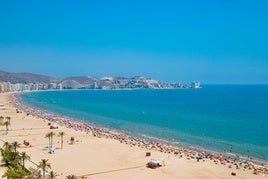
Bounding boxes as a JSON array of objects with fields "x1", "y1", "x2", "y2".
[{"x1": 0, "y1": 92, "x2": 267, "y2": 179}]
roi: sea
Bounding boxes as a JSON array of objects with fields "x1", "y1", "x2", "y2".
[{"x1": 20, "y1": 85, "x2": 268, "y2": 162}]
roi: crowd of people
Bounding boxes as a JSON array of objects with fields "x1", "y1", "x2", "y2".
[{"x1": 12, "y1": 94, "x2": 268, "y2": 176}]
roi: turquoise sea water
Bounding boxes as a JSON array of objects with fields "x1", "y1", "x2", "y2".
[{"x1": 20, "y1": 85, "x2": 268, "y2": 161}]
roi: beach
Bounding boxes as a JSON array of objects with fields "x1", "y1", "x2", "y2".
[{"x1": 0, "y1": 92, "x2": 267, "y2": 178}]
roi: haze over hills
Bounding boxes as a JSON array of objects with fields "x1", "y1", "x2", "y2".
[
  {"x1": 0, "y1": 70, "x2": 198, "y2": 90},
  {"x1": 0, "y1": 70, "x2": 58, "y2": 84}
]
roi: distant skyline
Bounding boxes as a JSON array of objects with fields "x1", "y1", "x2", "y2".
[{"x1": 0, "y1": 0, "x2": 267, "y2": 84}]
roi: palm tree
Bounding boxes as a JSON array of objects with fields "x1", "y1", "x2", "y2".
[
  {"x1": 0, "y1": 147, "x2": 9, "y2": 166},
  {"x1": 66, "y1": 175, "x2": 75, "y2": 179},
  {"x1": 5, "y1": 116, "x2": 11, "y2": 123},
  {"x1": 11, "y1": 141, "x2": 21, "y2": 153},
  {"x1": 46, "y1": 171, "x2": 58, "y2": 179},
  {"x1": 3, "y1": 120, "x2": 10, "y2": 135},
  {"x1": 20, "y1": 151, "x2": 30, "y2": 168},
  {"x1": 58, "y1": 132, "x2": 65, "y2": 149},
  {"x1": 28, "y1": 167, "x2": 42, "y2": 178},
  {"x1": 38, "y1": 159, "x2": 51, "y2": 179},
  {"x1": 45, "y1": 132, "x2": 56, "y2": 148},
  {"x1": 3, "y1": 166, "x2": 23, "y2": 178},
  {"x1": 50, "y1": 132, "x2": 55, "y2": 148},
  {"x1": 45, "y1": 132, "x2": 52, "y2": 148},
  {"x1": 0, "y1": 115, "x2": 4, "y2": 124},
  {"x1": 3, "y1": 141, "x2": 11, "y2": 150},
  {"x1": 1, "y1": 141, "x2": 20, "y2": 167}
]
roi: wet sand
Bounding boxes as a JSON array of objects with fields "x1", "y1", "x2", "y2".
[{"x1": 0, "y1": 92, "x2": 267, "y2": 178}]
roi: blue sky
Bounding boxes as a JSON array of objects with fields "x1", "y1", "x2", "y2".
[{"x1": 0, "y1": 0, "x2": 267, "y2": 84}]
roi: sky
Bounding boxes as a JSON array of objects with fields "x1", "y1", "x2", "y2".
[{"x1": 0, "y1": 0, "x2": 267, "y2": 84}]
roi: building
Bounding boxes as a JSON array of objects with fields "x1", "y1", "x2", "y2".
[
  {"x1": 192, "y1": 82, "x2": 201, "y2": 88},
  {"x1": 0, "y1": 82, "x2": 8, "y2": 93}
]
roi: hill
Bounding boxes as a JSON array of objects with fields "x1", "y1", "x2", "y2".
[
  {"x1": 0, "y1": 70, "x2": 185, "y2": 89},
  {"x1": 0, "y1": 70, "x2": 58, "y2": 84}
]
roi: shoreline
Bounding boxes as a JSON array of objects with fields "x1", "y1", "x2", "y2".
[
  {"x1": 1, "y1": 91, "x2": 267, "y2": 178},
  {"x1": 14, "y1": 93, "x2": 268, "y2": 167},
  {"x1": 16, "y1": 91, "x2": 268, "y2": 165}
]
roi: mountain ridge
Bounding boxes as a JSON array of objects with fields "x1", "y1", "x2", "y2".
[
  {"x1": 0, "y1": 70, "x2": 58, "y2": 84},
  {"x1": 0, "y1": 70, "x2": 190, "y2": 89}
]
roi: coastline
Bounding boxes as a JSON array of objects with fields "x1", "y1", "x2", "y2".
[
  {"x1": 18, "y1": 89, "x2": 268, "y2": 164},
  {"x1": 0, "y1": 91, "x2": 267, "y2": 178}
]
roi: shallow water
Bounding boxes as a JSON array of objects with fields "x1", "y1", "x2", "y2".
[{"x1": 21, "y1": 85, "x2": 268, "y2": 161}]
